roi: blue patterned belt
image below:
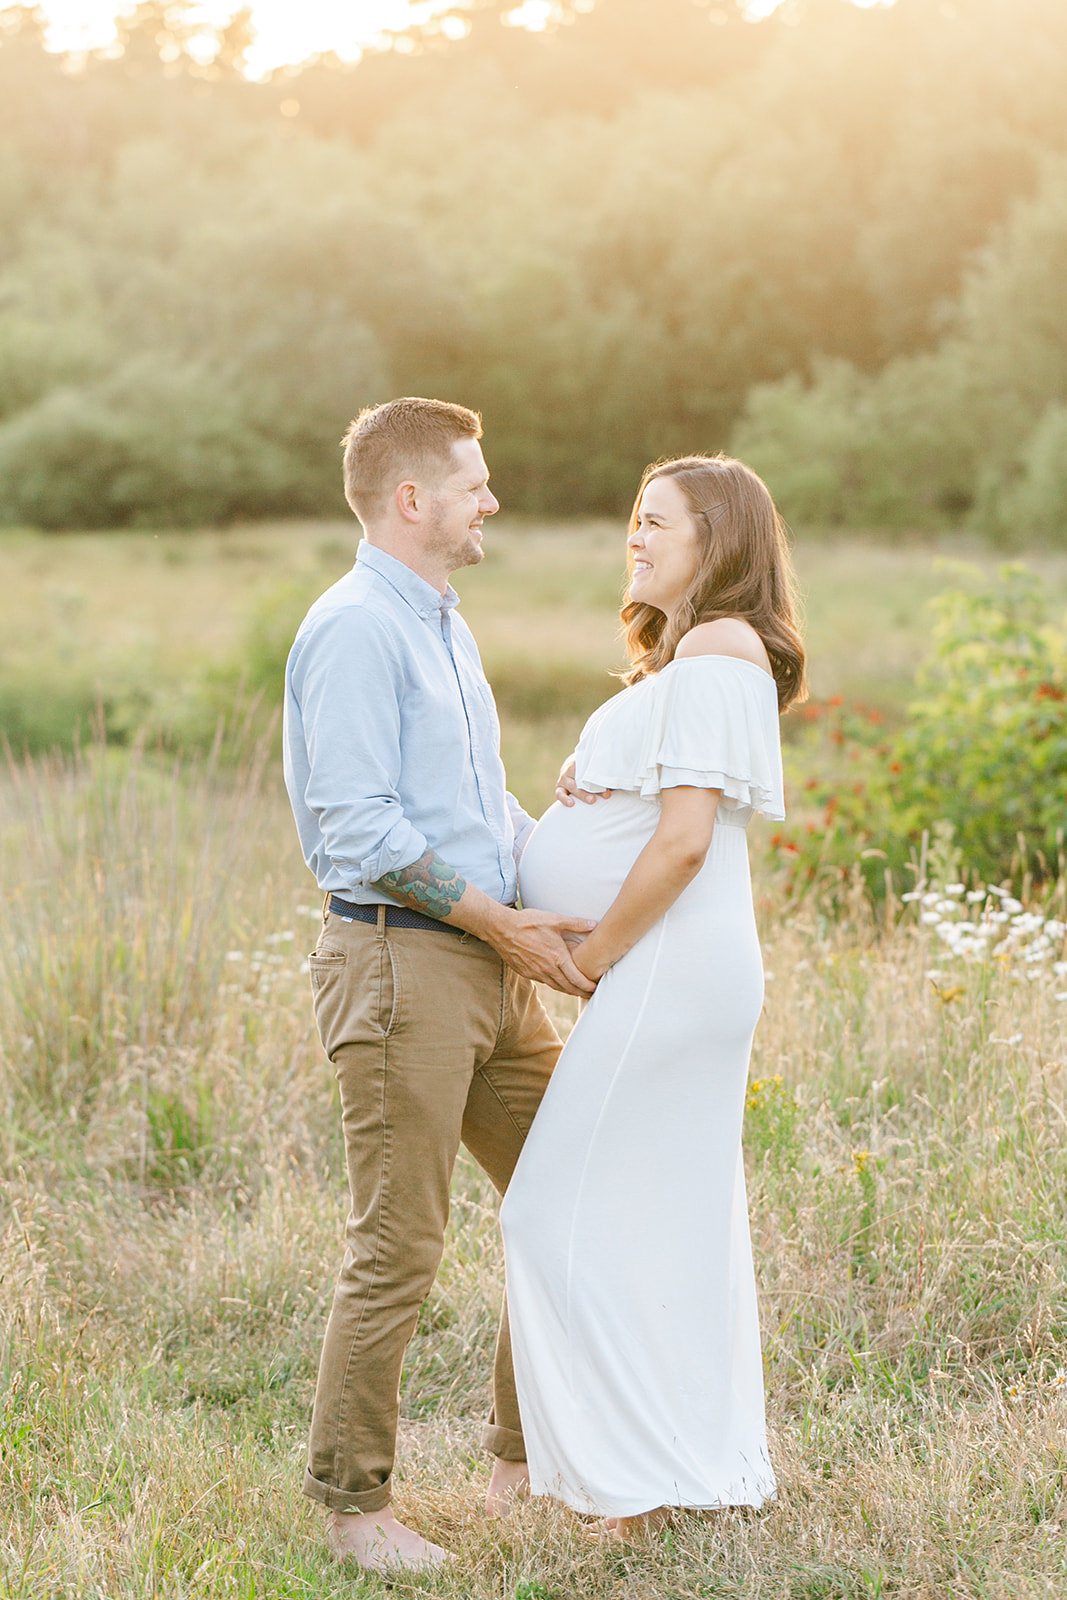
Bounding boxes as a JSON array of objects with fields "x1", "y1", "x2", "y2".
[{"x1": 328, "y1": 895, "x2": 466, "y2": 937}]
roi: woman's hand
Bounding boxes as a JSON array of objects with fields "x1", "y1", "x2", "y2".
[
  {"x1": 570, "y1": 940, "x2": 609, "y2": 985},
  {"x1": 556, "y1": 756, "x2": 611, "y2": 808},
  {"x1": 560, "y1": 930, "x2": 602, "y2": 982}
]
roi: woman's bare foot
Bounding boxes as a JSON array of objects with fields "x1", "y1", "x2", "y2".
[
  {"x1": 326, "y1": 1507, "x2": 452, "y2": 1572},
  {"x1": 604, "y1": 1506, "x2": 673, "y2": 1541},
  {"x1": 485, "y1": 1457, "x2": 531, "y2": 1517}
]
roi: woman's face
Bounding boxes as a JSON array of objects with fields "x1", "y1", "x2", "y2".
[{"x1": 627, "y1": 475, "x2": 702, "y2": 619}]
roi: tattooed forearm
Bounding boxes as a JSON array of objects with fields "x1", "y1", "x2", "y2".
[{"x1": 371, "y1": 849, "x2": 468, "y2": 921}]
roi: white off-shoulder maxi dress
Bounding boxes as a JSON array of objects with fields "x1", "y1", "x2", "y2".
[{"x1": 500, "y1": 654, "x2": 784, "y2": 1518}]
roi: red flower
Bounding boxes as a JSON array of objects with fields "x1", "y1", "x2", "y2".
[{"x1": 1036, "y1": 682, "x2": 1065, "y2": 701}]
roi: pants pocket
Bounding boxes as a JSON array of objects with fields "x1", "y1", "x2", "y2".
[
  {"x1": 308, "y1": 948, "x2": 346, "y2": 994},
  {"x1": 377, "y1": 940, "x2": 399, "y2": 1037},
  {"x1": 310, "y1": 937, "x2": 398, "y2": 1059}
]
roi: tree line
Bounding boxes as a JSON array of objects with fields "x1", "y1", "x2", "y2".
[{"x1": 0, "y1": 0, "x2": 1065, "y2": 531}]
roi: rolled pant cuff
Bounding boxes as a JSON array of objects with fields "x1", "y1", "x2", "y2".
[
  {"x1": 481, "y1": 1423, "x2": 526, "y2": 1462},
  {"x1": 302, "y1": 1467, "x2": 392, "y2": 1514}
]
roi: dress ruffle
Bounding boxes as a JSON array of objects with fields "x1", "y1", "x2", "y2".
[{"x1": 574, "y1": 655, "x2": 785, "y2": 823}]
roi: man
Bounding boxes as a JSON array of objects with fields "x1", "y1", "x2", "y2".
[{"x1": 283, "y1": 396, "x2": 595, "y2": 1573}]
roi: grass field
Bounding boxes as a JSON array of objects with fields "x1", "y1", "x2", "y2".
[
  {"x1": 2, "y1": 523, "x2": 1067, "y2": 1598},
  {"x1": 7, "y1": 519, "x2": 1067, "y2": 796}
]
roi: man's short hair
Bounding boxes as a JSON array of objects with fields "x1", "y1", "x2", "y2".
[{"x1": 341, "y1": 397, "x2": 482, "y2": 521}]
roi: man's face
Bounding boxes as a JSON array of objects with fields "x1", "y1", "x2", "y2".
[{"x1": 422, "y1": 437, "x2": 500, "y2": 574}]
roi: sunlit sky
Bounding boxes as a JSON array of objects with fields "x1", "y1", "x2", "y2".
[
  {"x1": 36, "y1": 1, "x2": 457, "y2": 76},
  {"x1": 34, "y1": 0, "x2": 888, "y2": 79}
]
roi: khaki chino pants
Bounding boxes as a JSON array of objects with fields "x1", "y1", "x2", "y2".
[{"x1": 303, "y1": 906, "x2": 560, "y2": 1513}]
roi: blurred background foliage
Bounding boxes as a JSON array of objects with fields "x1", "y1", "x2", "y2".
[{"x1": 2, "y1": 0, "x2": 1067, "y2": 533}]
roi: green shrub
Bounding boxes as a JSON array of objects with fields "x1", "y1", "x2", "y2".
[
  {"x1": 895, "y1": 565, "x2": 1067, "y2": 876},
  {"x1": 733, "y1": 351, "x2": 986, "y2": 532},
  {"x1": 768, "y1": 695, "x2": 901, "y2": 901},
  {"x1": 0, "y1": 357, "x2": 299, "y2": 530},
  {"x1": 771, "y1": 565, "x2": 1067, "y2": 895},
  {"x1": 731, "y1": 364, "x2": 868, "y2": 527}
]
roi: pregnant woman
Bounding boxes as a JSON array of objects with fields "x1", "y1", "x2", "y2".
[{"x1": 500, "y1": 453, "x2": 806, "y2": 1535}]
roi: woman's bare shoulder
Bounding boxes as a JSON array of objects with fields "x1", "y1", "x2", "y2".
[{"x1": 675, "y1": 618, "x2": 772, "y2": 673}]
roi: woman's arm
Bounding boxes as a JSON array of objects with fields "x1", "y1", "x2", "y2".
[{"x1": 570, "y1": 785, "x2": 720, "y2": 982}]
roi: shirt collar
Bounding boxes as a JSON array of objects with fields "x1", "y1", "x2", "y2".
[{"x1": 356, "y1": 541, "x2": 460, "y2": 620}]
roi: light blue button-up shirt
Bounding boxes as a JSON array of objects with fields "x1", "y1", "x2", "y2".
[{"x1": 283, "y1": 541, "x2": 534, "y2": 907}]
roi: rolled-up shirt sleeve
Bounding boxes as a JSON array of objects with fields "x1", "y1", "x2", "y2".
[{"x1": 289, "y1": 609, "x2": 428, "y2": 888}]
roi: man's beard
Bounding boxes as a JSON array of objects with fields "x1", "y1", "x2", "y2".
[{"x1": 425, "y1": 505, "x2": 483, "y2": 572}]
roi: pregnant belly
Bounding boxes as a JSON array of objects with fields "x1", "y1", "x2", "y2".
[{"x1": 518, "y1": 792, "x2": 660, "y2": 922}]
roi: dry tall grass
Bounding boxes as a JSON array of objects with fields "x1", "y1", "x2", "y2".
[{"x1": 2, "y1": 740, "x2": 1066, "y2": 1598}]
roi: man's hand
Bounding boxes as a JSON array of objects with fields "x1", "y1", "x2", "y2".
[
  {"x1": 372, "y1": 848, "x2": 597, "y2": 996},
  {"x1": 475, "y1": 904, "x2": 598, "y2": 997},
  {"x1": 556, "y1": 756, "x2": 610, "y2": 808}
]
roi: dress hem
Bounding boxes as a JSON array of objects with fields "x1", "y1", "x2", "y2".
[{"x1": 530, "y1": 1482, "x2": 779, "y2": 1518}]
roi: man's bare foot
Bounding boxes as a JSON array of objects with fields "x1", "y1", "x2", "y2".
[
  {"x1": 485, "y1": 1457, "x2": 531, "y2": 1517},
  {"x1": 326, "y1": 1507, "x2": 452, "y2": 1573}
]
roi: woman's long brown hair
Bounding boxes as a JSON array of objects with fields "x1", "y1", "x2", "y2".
[{"x1": 621, "y1": 454, "x2": 807, "y2": 712}]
